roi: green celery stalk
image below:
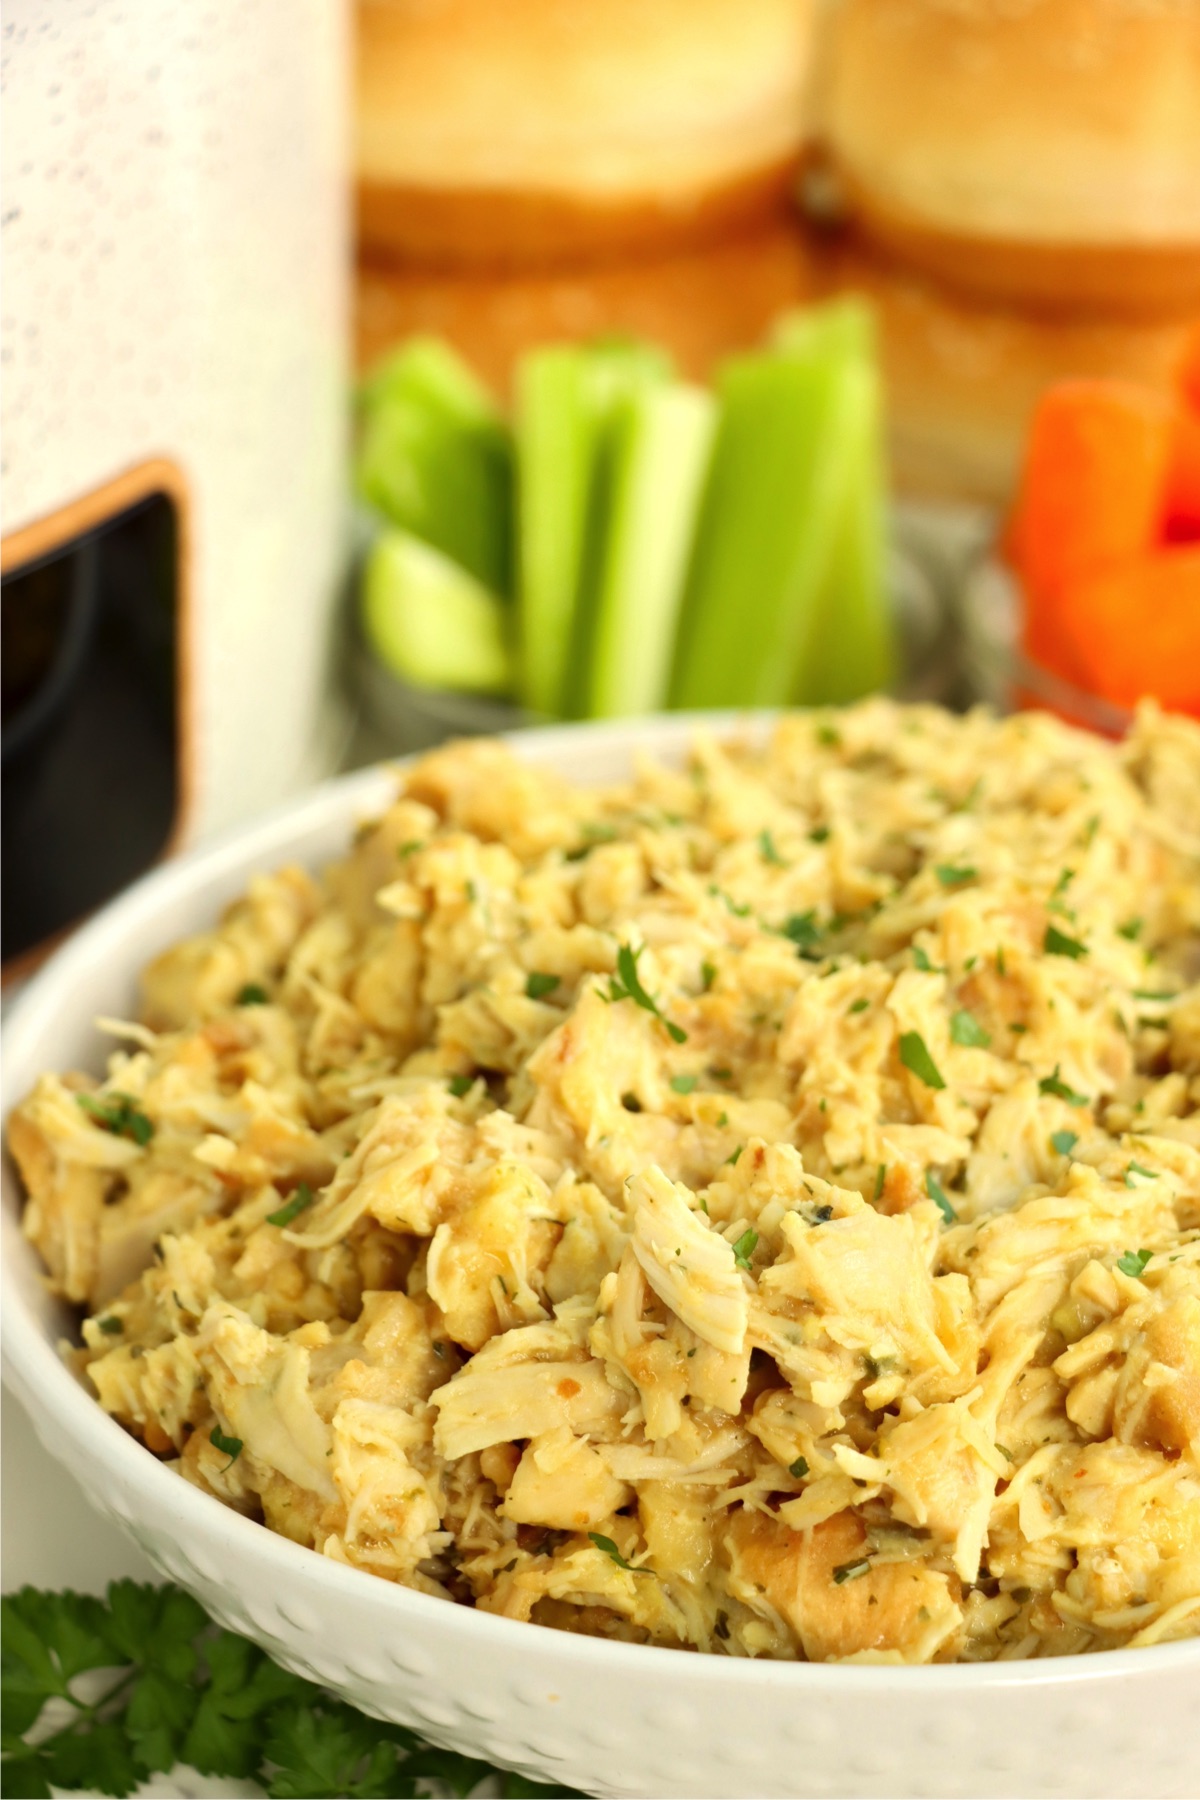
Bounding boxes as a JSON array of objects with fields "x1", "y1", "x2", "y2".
[
  {"x1": 361, "y1": 528, "x2": 513, "y2": 695},
  {"x1": 356, "y1": 337, "x2": 513, "y2": 596},
  {"x1": 582, "y1": 381, "x2": 716, "y2": 718},
  {"x1": 792, "y1": 356, "x2": 896, "y2": 703},
  {"x1": 668, "y1": 347, "x2": 866, "y2": 710},
  {"x1": 772, "y1": 297, "x2": 875, "y2": 364},
  {"x1": 515, "y1": 339, "x2": 669, "y2": 717}
]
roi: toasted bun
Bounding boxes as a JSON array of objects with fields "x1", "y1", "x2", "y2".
[
  {"x1": 823, "y1": 0, "x2": 1200, "y2": 313},
  {"x1": 357, "y1": 0, "x2": 819, "y2": 264}
]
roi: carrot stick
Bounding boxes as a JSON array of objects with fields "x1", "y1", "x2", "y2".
[
  {"x1": 1055, "y1": 548, "x2": 1200, "y2": 713},
  {"x1": 1163, "y1": 403, "x2": 1200, "y2": 544}
]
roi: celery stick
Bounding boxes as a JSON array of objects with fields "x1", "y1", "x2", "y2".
[
  {"x1": 515, "y1": 340, "x2": 669, "y2": 717},
  {"x1": 669, "y1": 349, "x2": 865, "y2": 710},
  {"x1": 583, "y1": 382, "x2": 715, "y2": 718},
  {"x1": 792, "y1": 360, "x2": 897, "y2": 704},
  {"x1": 356, "y1": 337, "x2": 513, "y2": 596},
  {"x1": 361, "y1": 529, "x2": 513, "y2": 696},
  {"x1": 772, "y1": 296, "x2": 875, "y2": 364}
]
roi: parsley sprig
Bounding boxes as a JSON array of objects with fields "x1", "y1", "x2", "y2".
[
  {"x1": 605, "y1": 943, "x2": 687, "y2": 1043},
  {"x1": 74, "y1": 1093, "x2": 154, "y2": 1148},
  {"x1": 0, "y1": 1583, "x2": 574, "y2": 1799}
]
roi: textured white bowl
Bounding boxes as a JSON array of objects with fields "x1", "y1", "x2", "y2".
[{"x1": 4, "y1": 716, "x2": 1199, "y2": 1800}]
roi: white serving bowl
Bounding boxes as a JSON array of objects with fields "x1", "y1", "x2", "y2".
[{"x1": 3, "y1": 716, "x2": 1198, "y2": 1800}]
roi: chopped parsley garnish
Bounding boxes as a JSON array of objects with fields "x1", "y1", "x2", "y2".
[
  {"x1": 782, "y1": 910, "x2": 822, "y2": 958},
  {"x1": 1117, "y1": 918, "x2": 1143, "y2": 941},
  {"x1": 709, "y1": 885, "x2": 752, "y2": 918},
  {"x1": 1038, "y1": 1064, "x2": 1089, "y2": 1106},
  {"x1": 848, "y1": 998, "x2": 870, "y2": 1015},
  {"x1": 266, "y1": 1183, "x2": 314, "y2": 1229},
  {"x1": 1044, "y1": 923, "x2": 1087, "y2": 960},
  {"x1": 925, "y1": 1170, "x2": 956, "y2": 1223},
  {"x1": 711, "y1": 1066, "x2": 732, "y2": 1080},
  {"x1": 1050, "y1": 1129, "x2": 1078, "y2": 1156},
  {"x1": 832, "y1": 1557, "x2": 872, "y2": 1585},
  {"x1": 447, "y1": 1073, "x2": 475, "y2": 1098},
  {"x1": 1131, "y1": 989, "x2": 1176, "y2": 1003},
  {"x1": 726, "y1": 1146, "x2": 743, "y2": 1166},
  {"x1": 934, "y1": 864, "x2": 977, "y2": 887},
  {"x1": 525, "y1": 971, "x2": 560, "y2": 1000},
  {"x1": 235, "y1": 983, "x2": 269, "y2": 1006},
  {"x1": 700, "y1": 960, "x2": 717, "y2": 991},
  {"x1": 758, "y1": 829, "x2": 786, "y2": 866},
  {"x1": 873, "y1": 1163, "x2": 887, "y2": 1202},
  {"x1": 816, "y1": 724, "x2": 841, "y2": 748},
  {"x1": 209, "y1": 1427, "x2": 243, "y2": 1469},
  {"x1": 670, "y1": 1074, "x2": 697, "y2": 1095},
  {"x1": 607, "y1": 943, "x2": 687, "y2": 1042},
  {"x1": 808, "y1": 825, "x2": 830, "y2": 844},
  {"x1": 1124, "y1": 1163, "x2": 1158, "y2": 1186},
  {"x1": 912, "y1": 945, "x2": 937, "y2": 972},
  {"x1": 588, "y1": 1533, "x2": 638, "y2": 1571},
  {"x1": 788, "y1": 1457, "x2": 809, "y2": 1479},
  {"x1": 731, "y1": 1229, "x2": 758, "y2": 1272},
  {"x1": 97, "y1": 1316, "x2": 124, "y2": 1335},
  {"x1": 1116, "y1": 1248, "x2": 1152, "y2": 1279},
  {"x1": 949, "y1": 1008, "x2": 991, "y2": 1048},
  {"x1": 75, "y1": 1092, "x2": 154, "y2": 1147},
  {"x1": 898, "y1": 1031, "x2": 945, "y2": 1090},
  {"x1": 396, "y1": 838, "x2": 424, "y2": 858}
]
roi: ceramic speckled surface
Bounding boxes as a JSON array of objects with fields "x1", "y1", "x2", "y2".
[
  {"x1": 1, "y1": 0, "x2": 349, "y2": 837},
  {"x1": 4, "y1": 720, "x2": 1200, "y2": 1800}
]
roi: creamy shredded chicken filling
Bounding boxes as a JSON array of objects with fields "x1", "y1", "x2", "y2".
[{"x1": 13, "y1": 700, "x2": 1200, "y2": 1663}]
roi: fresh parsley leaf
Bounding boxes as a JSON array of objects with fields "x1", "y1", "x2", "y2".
[
  {"x1": 447, "y1": 1074, "x2": 475, "y2": 1098},
  {"x1": 898, "y1": 1031, "x2": 945, "y2": 1090},
  {"x1": 607, "y1": 943, "x2": 687, "y2": 1042},
  {"x1": 758, "y1": 829, "x2": 786, "y2": 867},
  {"x1": 700, "y1": 960, "x2": 717, "y2": 992},
  {"x1": 1117, "y1": 918, "x2": 1143, "y2": 941},
  {"x1": 525, "y1": 971, "x2": 560, "y2": 1000},
  {"x1": 97, "y1": 1316, "x2": 124, "y2": 1335},
  {"x1": 782, "y1": 910, "x2": 822, "y2": 958},
  {"x1": 925, "y1": 1170, "x2": 956, "y2": 1223},
  {"x1": 669, "y1": 1074, "x2": 697, "y2": 1095},
  {"x1": 587, "y1": 1533, "x2": 638, "y2": 1572},
  {"x1": 1038, "y1": 1065, "x2": 1089, "y2": 1107},
  {"x1": 1050, "y1": 1129, "x2": 1078, "y2": 1156},
  {"x1": 209, "y1": 1427, "x2": 243, "y2": 1469},
  {"x1": 75, "y1": 1092, "x2": 154, "y2": 1147},
  {"x1": 949, "y1": 1008, "x2": 990, "y2": 1048},
  {"x1": 848, "y1": 998, "x2": 870, "y2": 1015},
  {"x1": 266, "y1": 1183, "x2": 314, "y2": 1230},
  {"x1": 788, "y1": 1457, "x2": 809, "y2": 1479},
  {"x1": 1116, "y1": 1248, "x2": 1152, "y2": 1279},
  {"x1": 263, "y1": 1698, "x2": 408, "y2": 1799},
  {"x1": 832, "y1": 1558, "x2": 872, "y2": 1585},
  {"x1": 911, "y1": 946, "x2": 937, "y2": 973},
  {"x1": 1125, "y1": 1163, "x2": 1158, "y2": 1186},
  {"x1": 1131, "y1": 989, "x2": 1176, "y2": 1003},
  {"x1": 808, "y1": 824, "x2": 830, "y2": 844},
  {"x1": 873, "y1": 1163, "x2": 886, "y2": 1202},
  {"x1": 731, "y1": 1229, "x2": 758, "y2": 1272},
  {"x1": 235, "y1": 983, "x2": 270, "y2": 1006},
  {"x1": 726, "y1": 1146, "x2": 743, "y2": 1166},
  {"x1": 1044, "y1": 923, "x2": 1087, "y2": 960},
  {"x1": 934, "y1": 864, "x2": 976, "y2": 886}
]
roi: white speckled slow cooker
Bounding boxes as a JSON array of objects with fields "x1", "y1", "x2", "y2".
[{"x1": 3, "y1": 718, "x2": 1199, "y2": 1800}]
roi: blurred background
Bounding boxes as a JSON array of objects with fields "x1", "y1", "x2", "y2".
[{"x1": 3, "y1": 0, "x2": 1199, "y2": 974}]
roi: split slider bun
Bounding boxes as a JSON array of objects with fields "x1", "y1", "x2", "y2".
[
  {"x1": 357, "y1": 0, "x2": 820, "y2": 264},
  {"x1": 824, "y1": 0, "x2": 1200, "y2": 314}
]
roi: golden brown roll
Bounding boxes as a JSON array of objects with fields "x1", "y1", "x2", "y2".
[
  {"x1": 356, "y1": 0, "x2": 820, "y2": 265},
  {"x1": 822, "y1": 0, "x2": 1200, "y2": 315}
]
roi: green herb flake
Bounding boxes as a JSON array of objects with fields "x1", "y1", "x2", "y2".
[
  {"x1": 832, "y1": 1557, "x2": 872, "y2": 1585},
  {"x1": 96, "y1": 1316, "x2": 124, "y2": 1336},
  {"x1": 75, "y1": 1091, "x2": 154, "y2": 1147},
  {"x1": 397, "y1": 838, "x2": 424, "y2": 858},
  {"x1": 731, "y1": 1229, "x2": 759, "y2": 1272},
  {"x1": 447, "y1": 1073, "x2": 475, "y2": 1098},
  {"x1": 873, "y1": 1163, "x2": 887, "y2": 1202},
  {"x1": 934, "y1": 864, "x2": 977, "y2": 887},
  {"x1": 266, "y1": 1183, "x2": 315, "y2": 1230},
  {"x1": 588, "y1": 1533, "x2": 638, "y2": 1572},
  {"x1": 1044, "y1": 923, "x2": 1088, "y2": 960},
  {"x1": 1132, "y1": 989, "x2": 1176, "y2": 1003},
  {"x1": 758, "y1": 829, "x2": 787, "y2": 867},
  {"x1": 949, "y1": 1008, "x2": 991, "y2": 1048},
  {"x1": 847, "y1": 997, "x2": 870, "y2": 1016},
  {"x1": 808, "y1": 825, "x2": 830, "y2": 844},
  {"x1": 1117, "y1": 918, "x2": 1143, "y2": 941},
  {"x1": 525, "y1": 971, "x2": 560, "y2": 1001},
  {"x1": 1050, "y1": 1129, "x2": 1079, "y2": 1156},
  {"x1": 817, "y1": 724, "x2": 841, "y2": 748},
  {"x1": 1038, "y1": 1064, "x2": 1089, "y2": 1107},
  {"x1": 670, "y1": 1074, "x2": 698, "y2": 1095},
  {"x1": 1124, "y1": 1163, "x2": 1158, "y2": 1187},
  {"x1": 898, "y1": 1031, "x2": 946, "y2": 1090},
  {"x1": 607, "y1": 942, "x2": 687, "y2": 1042},
  {"x1": 912, "y1": 945, "x2": 936, "y2": 972},
  {"x1": 726, "y1": 1146, "x2": 743, "y2": 1166},
  {"x1": 783, "y1": 910, "x2": 824, "y2": 960},
  {"x1": 235, "y1": 983, "x2": 269, "y2": 1006},
  {"x1": 788, "y1": 1457, "x2": 809, "y2": 1479},
  {"x1": 1116, "y1": 1248, "x2": 1153, "y2": 1279},
  {"x1": 925, "y1": 1170, "x2": 956, "y2": 1223},
  {"x1": 700, "y1": 960, "x2": 717, "y2": 992},
  {"x1": 209, "y1": 1427, "x2": 243, "y2": 1468}
]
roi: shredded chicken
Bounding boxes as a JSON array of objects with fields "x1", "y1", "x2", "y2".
[{"x1": 12, "y1": 699, "x2": 1200, "y2": 1663}]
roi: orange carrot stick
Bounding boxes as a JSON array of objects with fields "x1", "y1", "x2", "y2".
[
  {"x1": 1163, "y1": 403, "x2": 1200, "y2": 543},
  {"x1": 1055, "y1": 548, "x2": 1200, "y2": 714}
]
